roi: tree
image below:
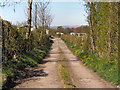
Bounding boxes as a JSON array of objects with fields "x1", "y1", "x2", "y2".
[
  {"x1": 88, "y1": 2, "x2": 95, "y2": 53},
  {"x1": 37, "y1": 0, "x2": 52, "y2": 33},
  {"x1": 35, "y1": 3, "x2": 37, "y2": 29},
  {"x1": 85, "y1": 2, "x2": 119, "y2": 61},
  {"x1": 57, "y1": 26, "x2": 64, "y2": 32},
  {"x1": 28, "y1": 0, "x2": 33, "y2": 38},
  {"x1": 0, "y1": 1, "x2": 21, "y2": 12}
]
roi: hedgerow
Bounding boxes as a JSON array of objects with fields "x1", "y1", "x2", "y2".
[{"x1": 2, "y1": 20, "x2": 53, "y2": 88}]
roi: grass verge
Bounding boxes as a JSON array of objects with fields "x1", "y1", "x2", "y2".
[{"x1": 62, "y1": 38, "x2": 119, "y2": 87}]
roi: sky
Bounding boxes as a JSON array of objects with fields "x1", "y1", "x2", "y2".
[
  {"x1": 51, "y1": 2, "x2": 88, "y2": 26},
  {"x1": 0, "y1": 1, "x2": 88, "y2": 26}
]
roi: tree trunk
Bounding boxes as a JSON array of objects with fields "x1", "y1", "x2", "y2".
[
  {"x1": 35, "y1": 4, "x2": 37, "y2": 29},
  {"x1": 89, "y1": 2, "x2": 95, "y2": 54},
  {"x1": 42, "y1": 7, "x2": 45, "y2": 34},
  {"x1": 28, "y1": 0, "x2": 32, "y2": 38}
]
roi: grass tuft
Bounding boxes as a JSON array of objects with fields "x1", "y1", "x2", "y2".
[{"x1": 58, "y1": 48, "x2": 76, "y2": 88}]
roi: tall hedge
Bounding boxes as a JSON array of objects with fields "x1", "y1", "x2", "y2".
[{"x1": 2, "y1": 20, "x2": 50, "y2": 62}]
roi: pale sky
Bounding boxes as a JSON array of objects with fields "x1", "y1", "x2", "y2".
[{"x1": 0, "y1": 1, "x2": 88, "y2": 26}]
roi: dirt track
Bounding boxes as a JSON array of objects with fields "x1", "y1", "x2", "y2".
[{"x1": 15, "y1": 38, "x2": 114, "y2": 88}]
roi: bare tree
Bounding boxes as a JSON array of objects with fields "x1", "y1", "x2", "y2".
[
  {"x1": 0, "y1": 0, "x2": 21, "y2": 12},
  {"x1": 37, "y1": 0, "x2": 53, "y2": 34},
  {"x1": 35, "y1": 3, "x2": 37, "y2": 29},
  {"x1": 0, "y1": 1, "x2": 19, "y2": 7},
  {"x1": 45, "y1": 8, "x2": 54, "y2": 27},
  {"x1": 31, "y1": 3, "x2": 38, "y2": 29}
]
